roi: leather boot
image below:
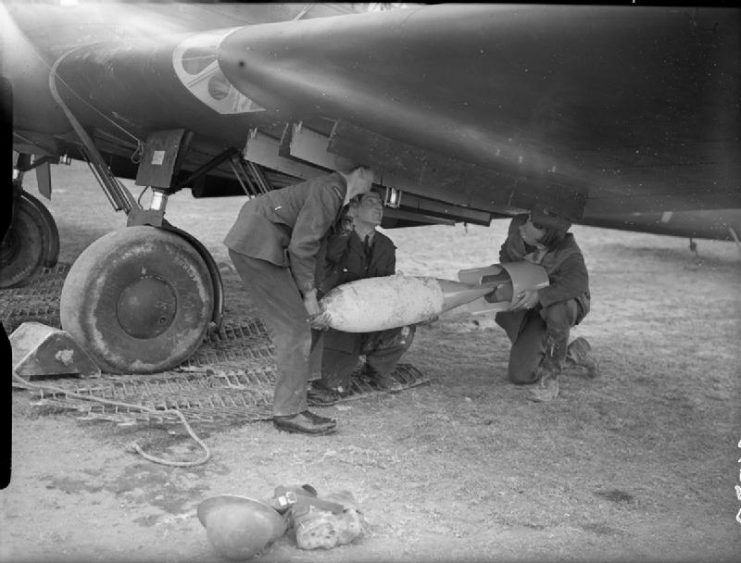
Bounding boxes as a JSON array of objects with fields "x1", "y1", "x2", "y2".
[
  {"x1": 273, "y1": 411, "x2": 337, "y2": 435},
  {"x1": 530, "y1": 331, "x2": 568, "y2": 402},
  {"x1": 307, "y1": 381, "x2": 342, "y2": 406},
  {"x1": 365, "y1": 364, "x2": 403, "y2": 392},
  {"x1": 566, "y1": 336, "x2": 600, "y2": 378}
]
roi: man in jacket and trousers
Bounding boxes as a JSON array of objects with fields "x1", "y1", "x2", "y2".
[
  {"x1": 495, "y1": 207, "x2": 598, "y2": 402},
  {"x1": 224, "y1": 165, "x2": 375, "y2": 434}
]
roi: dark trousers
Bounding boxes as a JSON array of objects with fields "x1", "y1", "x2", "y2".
[
  {"x1": 321, "y1": 325, "x2": 416, "y2": 390},
  {"x1": 495, "y1": 300, "x2": 578, "y2": 384},
  {"x1": 228, "y1": 250, "x2": 321, "y2": 416}
]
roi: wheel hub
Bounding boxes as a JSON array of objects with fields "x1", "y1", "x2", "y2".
[{"x1": 117, "y1": 275, "x2": 177, "y2": 339}]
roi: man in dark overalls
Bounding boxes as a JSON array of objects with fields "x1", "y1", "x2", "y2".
[
  {"x1": 495, "y1": 207, "x2": 598, "y2": 402},
  {"x1": 224, "y1": 166, "x2": 374, "y2": 434},
  {"x1": 309, "y1": 191, "x2": 415, "y2": 405}
]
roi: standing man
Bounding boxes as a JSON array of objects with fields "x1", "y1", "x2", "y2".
[
  {"x1": 308, "y1": 191, "x2": 416, "y2": 405},
  {"x1": 494, "y1": 207, "x2": 598, "y2": 402},
  {"x1": 224, "y1": 165, "x2": 375, "y2": 434}
]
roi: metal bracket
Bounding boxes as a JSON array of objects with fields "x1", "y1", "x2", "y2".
[
  {"x1": 127, "y1": 187, "x2": 170, "y2": 228},
  {"x1": 14, "y1": 154, "x2": 59, "y2": 173},
  {"x1": 127, "y1": 208, "x2": 165, "y2": 228},
  {"x1": 227, "y1": 156, "x2": 271, "y2": 197},
  {"x1": 135, "y1": 129, "x2": 193, "y2": 190},
  {"x1": 279, "y1": 122, "x2": 354, "y2": 170},
  {"x1": 384, "y1": 186, "x2": 402, "y2": 209},
  {"x1": 243, "y1": 128, "x2": 327, "y2": 181}
]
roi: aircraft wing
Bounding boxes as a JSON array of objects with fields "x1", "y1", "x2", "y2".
[
  {"x1": 218, "y1": 4, "x2": 741, "y2": 219},
  {"x1": 6, "y1": 3, "x2": 741, "y2": 225}
]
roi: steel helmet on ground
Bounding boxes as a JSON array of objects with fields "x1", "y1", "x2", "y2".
[{"x1": 197, "y1": 495, "x2": 288, "y2": 560}]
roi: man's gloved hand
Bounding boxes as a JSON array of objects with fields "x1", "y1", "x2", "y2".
[
  {"x1": 308, "y1": 311, "x2": 332, "y2": 331},
  {"x1": 304, "y1": 290, "x2": 332, "y2": 330},
  {"x1": 304, "y1": 289, "x2": 332, "y2": 330},
  {"x1": 509, "y1": 289, "x2": 539, "y2": 311}
]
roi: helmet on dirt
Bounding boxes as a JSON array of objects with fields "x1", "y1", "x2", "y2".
[{"x1": 197, "y1": 495, "x2": 288, "y2": 560}]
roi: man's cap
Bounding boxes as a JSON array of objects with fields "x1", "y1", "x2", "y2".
[{"x1": 530, "y1": 207, "x2": 572, "y2": 232}]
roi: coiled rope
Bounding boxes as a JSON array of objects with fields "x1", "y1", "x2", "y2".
[{"x1": 11, "y1": 372, "x2": 211, "y2": 467}]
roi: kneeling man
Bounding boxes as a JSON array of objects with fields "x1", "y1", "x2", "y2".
[{"x1": 310, "y1": 191, "x2": 415, "y2": 405}]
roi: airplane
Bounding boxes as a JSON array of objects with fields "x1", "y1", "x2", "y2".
[{"x1": 1, "y1": 2, "x2": 739, "y2": 375}]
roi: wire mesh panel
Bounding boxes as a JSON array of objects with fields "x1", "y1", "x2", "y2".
[
  {"x1": 6, "y1": 264, "x2": 429, "y2": 430},
  {"x1": 0, "y1": 263, "x2": 70, "y2": 332}
]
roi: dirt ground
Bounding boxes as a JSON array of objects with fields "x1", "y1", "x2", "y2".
[{"x1": 2, "y1": 164, "x2": 740, "y2": 563}]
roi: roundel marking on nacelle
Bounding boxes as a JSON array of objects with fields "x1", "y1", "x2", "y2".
[{"x1": 173, "y1": 28, "x2": 264, "y2": 115}]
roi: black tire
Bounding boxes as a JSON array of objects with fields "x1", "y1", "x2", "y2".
[
  {"x1": 0, "y1": 191, "x2": 59, "y2": 288},
  {"x1": 60, "y1": 226, "x2": 214, "y2": 374},
  {"x1": 25, "y1": 191, "x2": 60, "y2": 268}
]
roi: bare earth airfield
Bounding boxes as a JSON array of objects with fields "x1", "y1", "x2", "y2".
[{"x1": 2, "y1": 163, "x2": 740, "y2": 562}]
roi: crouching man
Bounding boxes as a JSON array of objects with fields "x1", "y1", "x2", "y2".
[
  {"x1": 495, "y1": 207, "x2": 599, "y2": 402},
  {"x1": 309, "y1": 191, "x2": 415, "y2": 405}
]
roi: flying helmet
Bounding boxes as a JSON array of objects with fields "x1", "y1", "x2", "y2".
[
  {"x1": 197, "y1": 495, "x2": 288, "y2": 560},
  {"x1": 529, "y1": 206, "x2": 573, "y2": 232}
]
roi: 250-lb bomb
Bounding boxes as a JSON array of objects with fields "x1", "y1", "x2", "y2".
[
  {"x1": 320, "y1": 275, "x2": 494, "y2": 332},
  {"x1": 319, "y1": 262, "x2": 548, "y2": 333}
]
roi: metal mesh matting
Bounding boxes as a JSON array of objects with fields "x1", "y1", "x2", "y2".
[
  {"x1": 7, "y1": 264, "x2": 429, "y2": 429},
  {"x1": 27, "y1": 367, "x2": 277, "y2": 427},
  {"x1": 343, "y1": 363, "x2": 430, "y2": 398},
  {"x1": 26, "y1": 362, "x2": 430, "y2": 428},
  {"x1": 184, "y1": 319, "x2": 275, "y2": 368},
  {"x1": 0, "y1": 263, "x2": 70, "y2": 332}
]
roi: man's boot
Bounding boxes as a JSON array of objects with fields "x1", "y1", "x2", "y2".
[
  {"x1": 530, "y1": 331, "x2": 568, "y2": 402},
  {"x1": 364, "y1": 363, "x2": 404, "y2": 392},
  {"x1": 565, "y1": 337, "x2": 600, "y2": 378}
]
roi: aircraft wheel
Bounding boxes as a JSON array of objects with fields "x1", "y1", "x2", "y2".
[
  {"x1": 0, "y1": 191, "x2": 60, "y2": 288},
  {"x1": 60, "y1": 226, "x2": 214, "y2": 374}
]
